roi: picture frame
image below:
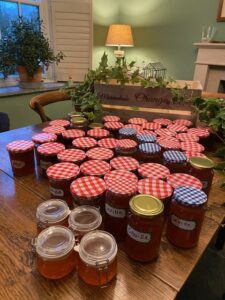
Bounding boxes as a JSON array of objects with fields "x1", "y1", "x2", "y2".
[{"x1": 217, "y1": 0, "x2": 225, "y2": 21}]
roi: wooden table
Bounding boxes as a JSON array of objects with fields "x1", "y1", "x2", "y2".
[{"x1": 0, "y1": 124, "x2": 225, "y2": 300}]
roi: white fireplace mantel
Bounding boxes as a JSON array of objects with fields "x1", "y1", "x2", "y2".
[{"x1": 193, "y1": 42, "x2": 225, "y2": 91}]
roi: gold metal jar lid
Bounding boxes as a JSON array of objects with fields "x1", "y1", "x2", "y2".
[
  {"x1": 129, "y1": 194, "x2": 164, "y2": 217},
  {"x1": 189, "y1": 156, "x2": 214, "y2": 169},
  {"x1": 68, "y1": 111, "x2": 83, "y2": 118},
  {"x1": 89, "y1": 122, "x2": 103, "y2": 129},
  {"x1": 71, "y1": 116, "x2": 87, "y2": 125}
]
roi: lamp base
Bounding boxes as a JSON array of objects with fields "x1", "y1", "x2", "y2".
[{"x1": 114, "y1": 50, "x2": 125, "y2": 58}]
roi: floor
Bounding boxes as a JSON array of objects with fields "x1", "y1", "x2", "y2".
[{"x1": 176, "y1": 239, "x2": 225, "y2": 300}]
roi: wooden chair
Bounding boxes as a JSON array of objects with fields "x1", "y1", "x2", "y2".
[{"x1": 29, "y1": 90, "x2": 70, "y2": 122}]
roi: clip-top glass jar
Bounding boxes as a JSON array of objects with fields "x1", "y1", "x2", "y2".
[
  {"x1": 76, "y1": 230, "x2": 118, "y2": 286},
  {"x1": 36, "y1": 199, "x2": 70, "y2": 233},
  {"x1": 125, "y1": 195, "x2": 164, "y2": 262},
  {"x1": 34, "y1": 226, "x2": 76, "y2": 279},
  {"x1": 166, "y1": 186, "x2": 207, "y2": 248},
  {"x1": 163, "y1": 150, "x2": 188, "y2": 173},
  {"x1": 189, "y1": 157, "x2": 214, "y2": 196}
]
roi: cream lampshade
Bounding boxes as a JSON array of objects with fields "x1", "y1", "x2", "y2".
[{"x1": 105, "y1": 24, "x2": 134, "y2": 58}]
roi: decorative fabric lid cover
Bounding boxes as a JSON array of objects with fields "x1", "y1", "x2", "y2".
[
  {"x1": 70, "y1": 176, "x2": 106, "y2": 198},
  {"x1": 153, "y1": 118, "x2": 172, "y2": 126},
  {"x1": 137, "y1": 133, "x2": 156, "y2": 143},
  {"x1": 138, "y1": 163, "x2": 170, "y2": 179},
  {"x1": 123, "y1": 124, "x2": 142, "y2": 132},
  {"x1": 72, "y1": 137, "x2": 97, "y2": 149},
  {"x1": 163, "y1": 150, "x2": 187, "y2": 163},
  {"x1": 32, "y1": 133, "x2": 57, "y2": 144},
  {"x1": 110, "y1": 156, "x2": 139, "y2": 171},
  {"x1": 86, "y1": 147, "x2": 114, "y2": 161},
  {"x1": 138, "y1": 143, "x2": 161, "y2": 154},
  {"x1": 167, "y1": 173, "x2": 203, "y2": 190},
  {"x1": 57, "y1": 149, "x2": 86, "y2": 163},
  {"x1": 104, "y1": 122, "x2": 124, "y2": 130},
  {"x1": 103, "y1": 115, "x2": 120, "y2": 122},
  {"x1": 106, "y1": 176, "x2": 137, "y2": 195},
  {"x1": 104, "y1": 169, "x2": 138, "y2": 184},
  {"x1": 173, "y1": 186, "x2": 207, "y2": 207},
  {"x1": 87, "y1": 128, "x2": 110, "y2": 138},
  {"x1": 144, "y1": 122, "x2": 162, "y2": 130},
  {"x1": 138, "y1": 178, "x2": 173, "y2": 199},
  {"x1": 80, "y1": 160, "x2": 111, "y2": 176},
  {"x1": 37, "y1": 142, "x2": 65, "y2": 156},
  {"x1": 49, "y1": 119, "x2": 70, "y2": 127},
  {"x1": 180, "y1": 141, "x2": 205, "y2": 152},
  {"x1": 42, "y1": 126, "x2": 66, "y2": 135},
  {"x1": 172, "y1": 119, "x2": 192, "y2": 127},
  {"x1": 62, "y1": 129, "x2": 85, "y2": 139},
  {"x1": 128, "y1": 117, "x2": 148, "y2": 125},
  {"x1": 46, "y1": 162, "x2": 80, "y2": 180},
  {"x1": 7, "y1": 140, "x2": 34, "y2": 153},
  {"x1": 98, "y1": 138, "x2": 118, "y2": 149}
]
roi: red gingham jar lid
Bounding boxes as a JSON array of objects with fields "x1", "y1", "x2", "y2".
[
  {"x1": 167, "y1": 173, "x2": 203, "y2": 190},
  {"x1": 37, "y1": 142, "x2": 65, "y2": 156},
  {"x1": 110, "y1": 156, "x2": 139, "y2": 171},
  {"x1": 43, "y1": 126, "x2": 66, "y2": 135},
  {"x1": 184, "y1": 151, "x2": 206, "y2": 160},
  {"x1": 80, "y1": 160, "x2": 111, "y2": 176},
  {"x1": 104, "y1": 122, "x2": 124, "y2": 130},
  {"x1": 49, "y1": 119, "x2": 70, "y2": 127},
  {"x1": 176, "y1": 133, "x2": 199, "y2": 142},
  {"x1": 117, "y1": 139, "x2": 137, "y2": 151},
  {"x1": 123, "y1": 124, "x2": 142, "y2": 132},
  {"x1": 138, "y1": 178, "x2": 173, "y2": 199},
  {"x1": 103, "y1": 115, "x2": 120, "y2": 122},
  {"x1": 157, "y1": 139, "x2": 181, "y2": 150},
  {"x1": 106, "y1": 176, "x2": 137, "y2": 195},
  {"x1": 104, "y1": 169, "x2": 138, "y2": 184},
  {"x1": 87, "y1": 128, "x2": 110, "y2": 139},
  {"x1": 70, "y1": 176, "x2": 106, "y2": 198},
  {"x1": 144, "y1": 122, "x2": 162, "y2": 130},
  {"x1": 138, "y1": 163, "x2": 170, "y2": 179},
  {"x1": 86, "y1": 147, "x2": 114, "y2": 161},
  {"x1": 138, "y1": 130, "x2": 157, "y2": 136},
  {"x1": 62, "y1": 129, "x2": 85, "y2": 139},
  {"x1": 32, "y1": 133, "x2": 57, "y2": 144},
  {"x1": 156, "y1": 136, "x2": 179, "y2": 143},
  {"x1": 188, "y1": 127, "x2": 210, "y2": 138},
  {"x1": 98, "y1": 138, "x2": 118, "y2": 149},
  {"x1": 46, "y1": 162, "x2": 80, "y2": 180},
  {"x1": 167, "y1": 124, "x2": 188, "y2": 133},
  {"x1": 7, "y1": 140, "x2": 34, "y2": 153},
  {"x1": 57, "y1": 149, "x2": 86, "y2": 163},
  {"x1": 153, "y1": 118, "x2": 172, "y2": 126},
  {"x1": 72, "y1": 137, "x2": 97, "y2": 149},
  {"x1": 155, "y1": 128, "x2": 176, "y2": 137},
  {"x1": 128, "y1": 117, "x2": 148, "y2": 125},
  {"x1": 172, "y1": 119, "x2": 193, "y2": 127},
  {"x1": 180, "y1": 141, "x2": 205, "y2": 152}
]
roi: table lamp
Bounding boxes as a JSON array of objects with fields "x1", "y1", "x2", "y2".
[{"x1": 105, "y1": 24, "x2": 134, "y2": 58}]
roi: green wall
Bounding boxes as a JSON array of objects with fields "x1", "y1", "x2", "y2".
[{"x1": 93, "y1": 0, "x2": 225, "y2": 79}]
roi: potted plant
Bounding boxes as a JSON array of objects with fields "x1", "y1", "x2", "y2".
[{"x1": 0, "y1": 17, "x2": 64, "y2": 83}]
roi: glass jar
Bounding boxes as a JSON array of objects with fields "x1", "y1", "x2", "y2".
[
  {"x1": 155, "y1": 128, "x2": 176, "y2": 137},
  {"x1": 166, "y1": 186, "x2": 207, "y2": 248},
  {"x1": 61, "y1": 129, "x2": 85, "y2": 147},
  {"x1": 163, "y1": 150, "x2": 188, "y2": 173},
  {"x1": 86, "y1": 147, "x2": 114, "y2": 161},
  {"x1": 34, "y1": 226, "x2": 75, "y2": 279},
  {"x1": 104, "y1": 169, "x2": 138, "y2": 185},
  {"x1": 167, "y1": 173, "x2": 202, "y2": 190},
  {"x1": 137, "y1": 143, "x2": 162, "y2": 164},
  {"x1": 57, "y1": 149, "x2": 86, "y2": 165},
  {"x1": 87, "y1": 128, "x2": 110, "y2": 140},
  {"x1": 188, "y1": 127, "x2": 210, "y2": 150},
  {"x1": 138, "y1": 178, "x2": 173, "y2": 216},
  {"x1": 32, "y1": 133, "x2": 57, "y2": 165},
  {"x1": 49, "y1": 119, "x2": 70, "y2": 129},
  {"x1": 67, "y1": 111, "x2": 84, "y2": 121},
  {"x1": 119, "y1": 127, "x2": 137, "y2": 140},
  {"x1": 128, "y1": 117, "x2": 148, "y2": 126},
  {"x1": 176, "y1": 133, "x2": 199, "y2": 142},
  {"x1": 71, "y1": 116, "x2": 88, "y2": 130},
  {"x1": 80, "y1": 160, "x2": 111, "y2": 177},
  {"x1": 157, "y1": 138, "x2": 181, "y2": 152},
  {"x1": 115, "y1": 139, "x2": 137, "y2": 157},
  {"x1": 104, "y1": 122, "x2": 124, "y2": 138},
  {"x1": 97, "y1": 138, "x2": 118, "y2": 150},
  {"x1": 110, "y1": 156, "x2": 139, "y2": 172},
  {"x1": 70, "y1": 176, "x2": 106, "y2": 210},
  {"x1": 180, "y1": 141, "x2": 205, "y2": 153},
  {"x1": 153, "y1": 118, "x2": 172, "y2": 127},
  {"x1": 72, "y1": 137, "x2": 97, "y2": 151},
  {"x1": 105, "y1": 176, "x2": 138, "y2": 241},
  {"x1": 103, "y1": 115, "x2": 120, "y2": 123},
  {"x1": 184, "y1": 151, "x2": 206, "y2": 161},
  {"x1": 125, "y1": 195, "x2": 164, "y2": 262},
  {"x1": 124, "y1": 124, "x2": 142, "y2": 133},
  {"x1": 136, "y1": 133, "x2": 156, "y2": 144},
  {"x1": 37, "y1": 142, "x2": 65, "y2": 176},
  {"x1": 46, "y1": 162, "x2": 80, "y2": 208},
  {"x1": 42, "y1": 125, "x2": 66, "y2": 143},
  {"x1": 172, "y1": 118, "x2": 193, "y2": 128},
  {"x1": 189, "y1": 157, "x2": 214, "y2": 196},
  {"x1": 167, "y1": 124, "x2": 188, "y2": 133},
  {"x1": 76, "y1": 230, "x2": 118, "y2": 286},
  {"x1": 144, "y1": 122, "x2": 161, "y2": 131},
  {"x1": 138, "y1": 163, "x2": 170, "y2": 180},
  {"x1": 88, "y1": 123, "x2": 104, "y2": 129},
  {"x1": 36, "y1": 199, "x2": 70, "y2": 233},
  {"x1": 7, "y1": 140, "x2": 35, "y2": 176}
]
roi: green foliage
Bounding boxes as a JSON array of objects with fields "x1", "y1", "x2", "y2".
[{"x1": 0, "y1": 17, "x2": 64, "y2": 78}]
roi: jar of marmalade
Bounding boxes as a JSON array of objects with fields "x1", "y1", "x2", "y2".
[
  {"x1": 87, "y1": 128, "x2": 110, "y2": 140},
  {"x1": 176, "y1": 133, "x2": 199, "y2": 143},
  {"x1": 32, "y1": 133, "x2": 57, "y2": 165},
  {"x1": 138, "y1": 163, "x2": 170, "y2": 180},
  {"x1": 98, "y1": 138, "x2": 118, "y2": 150},
  {"x1": 57, "y1": 149, "x2": 86, "y2": 165},
  {"x1": 188, "y1": 127, "x2": 210, "y2": 150},
  {"x1": 128, "y1": 117, "x2": 148, "y2": 126},
  {"x1": 166, "y1": 186, "x2": 207, "y2": 248},
  {"x1": 153, "y1": 118, "x2": 172, "y2": 127},
  {"x1": 163, "y1": 150, "x2": 188, "y2": 173},
  {"x1": 36, "y1": 199, "x2": 70, "y2": 233},
  {"x1": 137, "y1": 133, "x2": 156, "y2": 144},
  {"x1": 137, "y1": 143, "x2": 162, "y2": 163},
  {"x1": 80, "y1": 160, "x2": 111, "y2": 177},
  {"x1": 167, "y1": 124, "x2": 188, "y2": 133},
  {"x1": 61, "y1": 129, "x2": 85, "y2": 147},
  {"x1": 46, "y1": 162, "x2": 80, "y2": 208},
  {"x1": 110, "y1": 156, "x2": 139, "y2": 172},
  {"x1": 76, "y1": 230, "x2": 118, "y2": 286},
  {"x1": 34, "y1": 226, "x2": 76, "y2": 279},
  {"x1": 37, "y1": 142, "x2": 65, "y2": 176},
  {"x1": 71, "y1": 116, "x2": 88, "y2": 130},
  {"x1": 172, "y1": 119, "x2": 193, "y2": 128},
  {"x1": 42, "y1": 126, "x2": 66, "y2": 143},
  {"x1": 166, "y1": 173, "x2": 202, "y2": 190},
  {"x1": 103, "y1": 115, "x2": 120, "y2": 123},
  {"x1": 144, "y1": 122, "x2": 161, "y2": 131},
  {"x1": 124, "y1": 124, "x2": 142, "y2": 133},
  {"x1": 184, "y1": 151, "x2": 206, "y2": 161},
  {"x1": 125, "y1": 195, "x2": 164, "y2": 262},
  {"x1": 189, "y1": 157, "x2": 214, "y2": 196},
  {"x1": 104, "y1": 122, "x2": 124, "y2": 138},
  {"x1": 105, "y1": 176, "x2": 138, "y2": 241},
  {"x1": 88, "y1": 123, "x2": 104, "y2": 129},
  {"x1": 119, "y1": 127, "x2": 137, "y2": 140},
  {"x1": 116, "y1": 139, "x2": 137, "y2": 156},
  {"x1": 86, "y1": 147, "x2": 114, "y2": 161},
  {"x1": 49, "y1": 119, "x2": 70, "y2": 128},
  {"x1": 104, "y1": 169, "x2": 138, "y2": 185},
  {"x1": 180, "y1": 141, "x2": 205, "y2": 153},
  {"x1": 72, "y1": 137, "x2": 97, "y2": 151},
  {"x1": 157, "y1": 138, "x2": 181, "y2": 152},
  {"x1": 7, "y1": 140, "x2": 35, "y2": 176}
]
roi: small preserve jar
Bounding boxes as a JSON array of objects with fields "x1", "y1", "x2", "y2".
[
  {"x1": 116, "y1": 139, "x2": 137, "y2": 156},
  {"x1": 49, "y1": 119, "x2": 70, "y2": 128},
  {"x1": 153, "y1": 118, "x2": 172, "y2": 127},
  {"x1": 167, "y1": 124, "x2": 188, "y2": 133},
  {"x1": 188, "y1": 127, "x2": 210, "y2": 149},
  {"x1": 88, "y1": 123, "x2": 104, "y2": 129},
  {"x1": 119, "y1": 127, "x2": 137, "y2": 140},
  {"x1": 86, "y1": 147, "x2": 114, "y2": 161},
  {"x1": 71, "y1": 116, "x2": 88, "y2": 130},
  {"x1": 72, "y1": 137, "x2": 97, "y2": 151},
  {"x1": 166, "y1": 173, "x2": 203, "y2": 190},
  {"x1": 136, "y1": 133, "x2": 156, "y2": 144},
  {"x1": 36, "y1": 199, "x2": 70, "y2": 233},
  {"x1": 7, "y1": 140, "x2": 35, "y2": 176},
  {"x1": 42, "y1": 125, "x2": 66, "y2": 143},
  {"x1": 189, "y1": 157, "x2": 214, "y2": 196},
  {"x1": 32, "y1": 133, "x2": 57, "y2": 165},
  {"x1": 166, "y1": 186, "x2": 207, "y2": 248},
  {"x1": 138, "y1": 163, "x2": 170, "y2": 180},
  {"x1": 80, "y1": 160, "x2": 111, "y2": 177},
  {"x1": 110, "y1": 156, "x2": 139, "y2": 172},
  {"x1": 57, "y1": 149, "x2": 86, "y2": 165},
  {"x1": 125, "y1": 195, "x2": 164, "y2": 262},
  {"x1": 61, "y1": 129, "x2": 85, "y2": 147},
  {"x1": 105, "y1": 175, "x2": 137, "y2": 241},
  {"x1": 104, "y1": 122, "x2": 124, "y2": 138},
  {"x1": 34, "y1": 226, "x2": 76, "y2": 279},
  {"x1": 172, "y1": 118, "x2": 192, "y2": 128},
  {"x1": 157, "y1": 139, "x2": 181, "y2": 152},
  {"x1": 77, "y1": 230, "x2": 118, "y2": 286},
  {"x1": 137, "y1": 143, "x2": 162, "y2": 163},
  {"x1": 98, "y1": 138, "x2": 118, "y2": 150},
  {"x1": 180, "y1": 141, "x2": 205, "y2": 153},
  {"x1": 87, "y1": 128, "x2": 110, "y2": 140},
  {"x1": 103, "y1": 115, "x2": 120, "y2": 123},
  {"x1": 46, "y1": 162, "x2": 80, "y2": 207},
  {"x1": 128, "y1": 117, "x2": 147, "y2": 126},
  {"x1": 144, "y1": 122, "x2": 161, "y2": 131},
  {"x1": 163, "y1": 150, "x2": 188, "y2": 173},
  {"x1": 104, "y1": 169, "x2": 138, "y2": 185}
]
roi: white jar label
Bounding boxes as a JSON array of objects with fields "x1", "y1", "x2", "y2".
[
  {"x1": 127, "y1": 225, "x2": 151, "y2": 243},
  {"x1": 105, "y1": 203, "x2": 126, "y2": 218},
  {"x1": 11, "y1": 160, "x2": 25, "y2": 169},
  {"x1": 50, "y1": 186, "x2": 64, "y2": 197},
  {"x1": 40, "y1": 160, "x2": 52, "y2": 170},
  {"x1": 171, "y1": 214, "x2": 196, "y2": 231}
]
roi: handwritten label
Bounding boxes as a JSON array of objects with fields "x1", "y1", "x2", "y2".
[
  {"x1": 127, "y1": 225, "x2": 151, "y2": 243},
  {"x1": 40, "y1": 160, "x2": 52, "y2": 170},
  {"x1": 50, "y1": 187, "x2": 64, "y2": 197},
  {"x1": 11, "y1": 160, "x2": 25, "y2": 169},
  {"x1": 105, "y1": 203, "x2": 126, "y2": 218},
  {"x1": 171, "y1": 214, "x2": 196, "y2": 231}
]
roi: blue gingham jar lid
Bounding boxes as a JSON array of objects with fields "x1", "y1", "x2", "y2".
[
  {"x1": 139, "y1": 143, "x2": 161, "y2": 154},
  {"x1": 173, "y1": 186, "x2": 207, "y2": 207},
  {"x1": 163, "y1": 150, "x2": 187, "y2": 163},
  {"x1": 137, "y1": 133, "x2": 156, "y2": 143},
  {"x1": 119, "y1": 127, "x2": 136, "y2": 136}
]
